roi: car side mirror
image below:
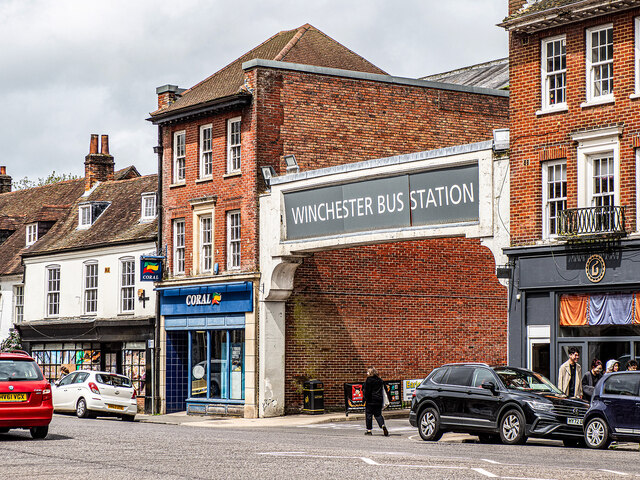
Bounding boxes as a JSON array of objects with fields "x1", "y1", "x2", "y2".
[{"x1": 481, "y1": 381, "x2": 497, "y2": 393}]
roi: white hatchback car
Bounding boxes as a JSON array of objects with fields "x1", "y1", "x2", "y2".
[{"x1": 52, "y1": 370, "x2": 137, "y2": 421}]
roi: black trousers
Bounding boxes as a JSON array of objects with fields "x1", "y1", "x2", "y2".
[{"x1": 365, "y1": 404, "x2": 385, "y2": 430}]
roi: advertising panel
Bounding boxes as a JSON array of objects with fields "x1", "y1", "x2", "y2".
[{"x1": 402, "y1": 379, "x2": 424, "y2": 402}]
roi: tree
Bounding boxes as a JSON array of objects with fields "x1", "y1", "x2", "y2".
[
  {"x1": 12, "y1": 171, "x2": 79, "y2": 190},
  {"x1": 0, "y1": 329, "x2": 22, "y2": 351}
]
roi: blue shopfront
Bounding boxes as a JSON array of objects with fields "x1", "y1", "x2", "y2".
[{"x1": 158, "y1": 282, "x2": 253, "y2": 415}]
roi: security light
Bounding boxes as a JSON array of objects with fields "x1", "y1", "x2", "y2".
[
  {"x1": 283, "y1": 154, "x2": 299, "y2": 174},
  {"x1": 493, "y1": 128, "x2": 510, "y2": 152},
  {"x1": 260, "y1": 166, "x2": 276, "y2": 188}
]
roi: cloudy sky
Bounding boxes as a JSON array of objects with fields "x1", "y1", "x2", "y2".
[{"x1": 0, "y1": 0, "x2": 507, "y2": 183}]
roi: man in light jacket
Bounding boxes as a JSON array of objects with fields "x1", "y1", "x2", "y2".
[{"x1": 558, "y1": 346, "x2": 583, "y2": 398}]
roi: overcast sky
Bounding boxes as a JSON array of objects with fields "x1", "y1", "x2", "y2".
[{"x1": 0, "y1": 0, "x2": 507, "y2": 183}]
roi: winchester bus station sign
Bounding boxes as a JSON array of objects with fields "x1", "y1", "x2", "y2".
[{"x1": 283, "y1": 164, "x2": 479, "y2": 240}]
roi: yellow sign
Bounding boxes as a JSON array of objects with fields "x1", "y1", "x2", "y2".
[
  {"x1": 0, "y1": 393, "x2": 27, "y2": 402},
  {"x1": 585, "y1": 254, "x2": 606, "y2": 283}
]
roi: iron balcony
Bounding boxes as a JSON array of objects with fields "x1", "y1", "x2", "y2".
[{"x1": 558, "y1": 206, "x2": 626, "y2": 240}]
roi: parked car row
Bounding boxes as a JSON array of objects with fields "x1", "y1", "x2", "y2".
[
  {"x1": 1, "y1": 351, "x2": 137, "y2": 440},
  {"x1": 409, "y1": 362, "x2": 640, "y2": 449}
]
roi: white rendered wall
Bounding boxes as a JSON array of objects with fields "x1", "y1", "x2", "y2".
[
  {"x1": 22, "y1": 242, "x2": 157, "y2": 322},
  {"x1": 0, "y1": 275, "x2": 22, "y2": 341}
]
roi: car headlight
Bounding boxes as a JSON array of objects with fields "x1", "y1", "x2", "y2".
[{"x1": 525, "y1": 400, "x2": 553, "y2": 412}]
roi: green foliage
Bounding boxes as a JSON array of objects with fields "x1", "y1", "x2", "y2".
[
  {"x1": 12, "y1": 171, "x2": 79, "y2": 190},
  {"x1": 0, "y1": 329, "x2": 22, "y2": 352}
]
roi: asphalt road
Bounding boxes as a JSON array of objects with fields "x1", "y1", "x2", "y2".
[{"x1": 1, "y1": 415, "x2": 639, "y2": 479}]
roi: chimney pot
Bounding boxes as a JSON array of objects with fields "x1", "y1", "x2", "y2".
[
  {"x1": 0, "y1": 166, "x2": 11, "y2": 193},
  {"x1": 101, "y1": 135, "x2": 110, "y2": 155},
  {"x1": 0, "y1": 166, "x2": 5, "y2": 175},
  {"x1": 89, "y1": 134, "x2": 99, "y2": 154}
]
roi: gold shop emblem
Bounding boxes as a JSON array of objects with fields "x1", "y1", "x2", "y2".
[{"x1": 585, "y1": 254, "x2": 606, "y2": 283}]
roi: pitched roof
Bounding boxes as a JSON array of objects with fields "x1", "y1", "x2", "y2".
[
  {"x1": 0, "y1": 179, "x2": 85, "y2": 276},
  {"x1": 25, "y1": 175, "x2": 158, "y2": 256},
  {"x1": 150, "y1": 23, "x2": 386, "y2": 118},
  {"x1": 500, "y1": 0, "x2": 639, "y2": 33},
  {"x1": 421, "y1": 58, "x2": 509, "y2": 90}
]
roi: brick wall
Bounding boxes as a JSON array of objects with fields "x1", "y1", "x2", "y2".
[
  {"x1": 284, "y1": 238, "x2": 508, "y2": 411},
  {"x1": 509, "y1": 8, "x2": 640, "y2": 245}
]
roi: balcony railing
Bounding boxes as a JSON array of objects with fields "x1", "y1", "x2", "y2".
[{"x1": 557, "y1": 206, "x2": 626, "y2": 239}]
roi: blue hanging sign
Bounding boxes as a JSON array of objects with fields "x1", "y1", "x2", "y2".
[{"x1": 140, "y1": 256, "x2": 163, "y2": 282}]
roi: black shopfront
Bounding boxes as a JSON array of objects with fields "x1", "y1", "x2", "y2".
[{"x1": 506, "y1": 238, "x2": 640, "y2": 385}]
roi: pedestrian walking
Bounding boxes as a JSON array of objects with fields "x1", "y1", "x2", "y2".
[
  {"x1": 363, "y1": 367, "x2": 389, "y2": 436},
  {"x1": 582, "y1": 359, "x2": 603, "y2": 402},
  {"x1": 605, "y1": 359, "x2": 619, "y2": 373},
  {"x1": 558, "y1": 347, "x2": 583, "y2": 398}
]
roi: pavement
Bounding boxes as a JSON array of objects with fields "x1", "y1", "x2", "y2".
[{"x1": 136, "y1": 408, "x2": 413, "y2": 428}]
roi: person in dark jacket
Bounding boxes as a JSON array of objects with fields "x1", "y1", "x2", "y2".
[
  {"x1": 363, "y1": 367, "x2": 388, "y2": 436},
  {"x1": 582, "y1": 358, "x2": 603, "y2": 402}
]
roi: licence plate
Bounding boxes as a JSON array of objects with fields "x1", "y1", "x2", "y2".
[
  {"x1": 567, "y1": 417, "x2": 583, "y2": 426},
  {"x1": 107, "y1": 404, "x2": 125, "y2": 411},
  {"x1": 0, "y1": 393, "x2": 27, "y2": 402}
]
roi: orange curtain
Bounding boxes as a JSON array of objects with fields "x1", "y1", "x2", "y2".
[
  {"x1": 635, "y1": 294, "x2": 640, "y2": 324},
  {"x1": 560, "y1": 295, "x2": 589, "y2": 326}
]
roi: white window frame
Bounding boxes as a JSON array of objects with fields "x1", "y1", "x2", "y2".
[
  {"x1": 120, "y1": 257, "x2": 135, "y2": 313},
  {"x1": 542, "y1": 159, "x2": 567, "y2": 239},
  {"x1": 173, "y1": 130, "x2": 186, "y2": 183},
  {"x1": 46, "y1": 265, "x2": 60, "y2": 317},
  {"x1": 199, "y1": 124, "x2": 213, "y2": 179},
  {"x1": 141, "y1": 193, "x2": 157, "y2": 221},
  {"x1": 227, "y1": 210, "x2": 241, "y2": 270},
  {"x1": 199, "y1": 215, "x2": 213, "y2": 273},
  {"x1": 13, "y1": 285, "x2": 24, "y2": 323},
  {"x1": 25, "y1": 223, "x2": 38, "y2": 246},
  {"x1": 78, "y1": 205, "x2": 92, "y2": 228},
  {"x1": 541, "y1": 35, "x2": 567, "y2": 112},
  {"x1": 226, "y1": 117, "x2": 241, "y2": 173},
  {"x1": 173, "y1": 219, "x2": 185, "y2": 275},
  {"x1": 636, "y1": 149, "x2": 640, "y2": 232},
  {"x1": 585, "y1": 24, "x2": 614, "y2": 105},
  {"x1": 635, "y1": 17, "x2": 640, "y2": 96},
  {"x1": 83, "y1": 261, "x2": 98, "y2": 315}
]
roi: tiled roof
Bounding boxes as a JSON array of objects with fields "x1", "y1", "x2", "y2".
[
  {"x1": 150, "y1": 24, "x2": 386, "y2": 118},
  {"x1": 0, "y1": 179, "x2": 85, "y2": 276},
  {"x1": 421, "y1": 58, "x2": 509, "y2": 90},
  {"x1": 25, "y1": 175, "x2": 158, "y2": 256},
  {"x1": 500, "y1": 0, "x2": 639, "y2": 33}
]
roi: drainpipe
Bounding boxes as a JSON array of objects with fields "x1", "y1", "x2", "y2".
[{"x1": 153, "y1": 126, "x2": 164, "y2": 414}]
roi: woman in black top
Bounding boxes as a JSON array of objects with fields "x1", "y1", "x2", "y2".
[
  {"x1": 582, "y1": 359, "x2": 603, "y2": 402},
  {"x1": 363, "y1": 367, "x2": 389, "y2": 436}
]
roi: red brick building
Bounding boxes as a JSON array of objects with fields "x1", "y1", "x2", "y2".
[
  {"x1": 501, "y1": 1, "x2": 640, "y2": 383},
  {"x1": 149, "y1": 24, "x2": 509, "y2": 416}
]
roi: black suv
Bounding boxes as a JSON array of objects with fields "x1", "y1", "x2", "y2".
[{"x1": 409, "y1": 363, "x2": 589, "y2": 445}]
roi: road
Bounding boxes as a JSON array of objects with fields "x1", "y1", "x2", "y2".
[{"x1": 1, "y1": 415, "x2": 639, "y2": 479}]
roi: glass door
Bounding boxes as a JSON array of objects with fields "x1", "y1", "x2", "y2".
[{"x1": 557, "y1": 341, "x2": 586, "y2": 385}]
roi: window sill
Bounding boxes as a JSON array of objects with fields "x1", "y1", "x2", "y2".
[
  {"x1": 223, "y1": 172, "x2": 242, "y2": 179},
  {"x1": 195, "y1": 177, "x2": 213, "y2": 184},
  {"x1": 536, "y1": 105, "x2": 568, "y2": 116},
  {"x1": 169, "y1": 182, "x2": 187, "y2": 189},
  {"x1": 118, "y1": 312, "x2": 135, "y2": 316},
  {"x1": 580, "y1": 97, "x2": 615, "y2": 109},
  {"x1": 630, "y1": 93, "x2": 640, "y2": 100}
]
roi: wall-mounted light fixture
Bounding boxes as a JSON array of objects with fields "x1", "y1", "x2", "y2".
[
  {"x1": 261, "y1": 166, "x2": 276, "y2": 188},
  {"x1": 283, "y1": 154, "x2": 299, "y2": 174},
  {"x1": 492, "y1": 128, "x2": 510, "y2": 152}
]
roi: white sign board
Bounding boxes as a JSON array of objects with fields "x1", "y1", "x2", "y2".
[{"x1": 403, "y1": 379, "x2": 424, "y2": 402}]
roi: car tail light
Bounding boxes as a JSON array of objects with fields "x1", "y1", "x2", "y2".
[
  {"x1": 43, "y1": 385, "x2": 52, "y2": 400},
  {"x1": 412, "y1": 391, "x2": 417, "y2": 398},
  {"x1": 131, "y1": 389, "x2": 137, "y2": 400},
  {"x1": 89, "y1": 382, "x2": 100, "y2": 394}
]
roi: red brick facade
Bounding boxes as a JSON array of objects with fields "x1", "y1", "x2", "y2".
[{"x1": 508, "y1": 5, "x2": 640, "y2": 245}]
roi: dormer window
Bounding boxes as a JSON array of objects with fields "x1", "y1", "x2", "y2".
[
  {"x1": 141, "y1": 193, "x2": 157, "y2": 222},
  {"x1": 78, "y1": 201, "x2": 110, "y2": 229},
  {"x1": 25, "y1": 223, "x2": 38, "y2": 246}
]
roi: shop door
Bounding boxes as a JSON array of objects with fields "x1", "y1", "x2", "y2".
[{"x1": 528, "y1": 326, "x2": 550, "y2": 379}]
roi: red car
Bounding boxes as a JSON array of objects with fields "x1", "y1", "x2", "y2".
[{"x1": 0, "y1": 351, "x2": 53, "y2": 439}]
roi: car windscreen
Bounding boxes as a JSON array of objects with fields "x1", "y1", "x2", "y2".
[
  {"x1": 0, "y1": 359, "x2": 44, "y2": 381},
  {"x1": 96, "y1": 373, "x2": 132, "y2": 388},
  {"x1": 494, "y1": 368, "x2": 563, "y2": 395}
]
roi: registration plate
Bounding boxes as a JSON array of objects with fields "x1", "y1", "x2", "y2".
[
  {"x1": 107, "y1": 404, "x2": 125, "y2": 411},
  {"x1": 0, "y1": 393, "x2": 27, "y2": 402},
  {"x1": 567, "y1": 417, "x2": 583, "y2": 426}
]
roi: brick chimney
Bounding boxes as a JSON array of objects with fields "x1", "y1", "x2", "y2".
[
  {"x1": 156, "y1": 85, "x2": 185, "y2": 109},
  {"x1": 85, "y1": 134, "x2": 114, "y2": 191},
  {"x1": 0, "y1": 166, "x2": 11, "y2": 194}
]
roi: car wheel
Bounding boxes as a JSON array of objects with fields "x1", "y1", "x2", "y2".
[
  {"x1": 418, "y1": 407, "x2": 442, "y2": 442},
  {"x1": 499, "y1": 409, "x2": 526, "y2": 445},
  {"x1": 76, "y1": 398, "x2": 89, "y2": 418},
  {"x1": 584, "y1": 417, "x2": 611, "y2": 449},
  {"x1": 30, "y1": 426, "x2": 48, "y2": 439},
  {"x1": 121, "y1": 415, "x2": 135, "y2": 422},
  {"x1": 478, "y1": 433, "x2": 500, "y2": 444}
]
